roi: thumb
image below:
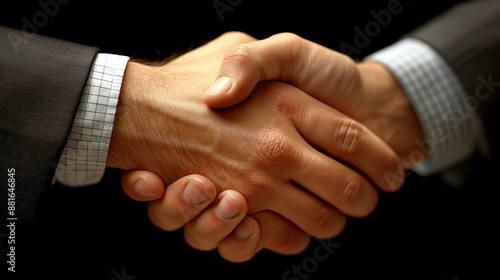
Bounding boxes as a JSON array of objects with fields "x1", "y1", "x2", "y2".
[
  {"x1": 203, "y1": 32, "x2": 362, "y2": 113},
  {"x1": 121, "y1": 170, "x2": 166, "y2": 201}
]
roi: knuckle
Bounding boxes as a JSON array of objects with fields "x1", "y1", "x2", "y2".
[
  {"x1": 271, "y1": 32, "x2": 305, "y2": 67},
  {"x1": 252, "y1": 131, "x2": 292, "y2": 165},
  {"x1": 147, "y1": 196, "x2": 202, "y2": 232},
  {"x1": 274, "y1": 90, "x2": 301, "y2": 117},
  {"x1": 308, "y1": 206, "x2": 338, "y2": 238},
  {"x1": 183, "y1": 218, "x2": 226, "y2": 251},
  {"x1": 335, "y1": 119, "x2": 363, "y2": 155},
  {"x1": 224, "y1": 43, "x2": 256, "y2": 65},
  {"x1": 273, "y1": 228, "x2": 309, "y2": 253},
  {"x1": 338, "y1": 174, "x2": 363, "y2": 206},
  {"x1": 273, "y1": 32, "x2": 303, "y2": 45},
  {"x1": 221, "y1": 31, "x2": 256, "y2": 42}
]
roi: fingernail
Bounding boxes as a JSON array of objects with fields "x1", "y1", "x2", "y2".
[
  {"x1": 183, "y1": 180, "x2": 210, "y2": 205},
  {"x1": 204, "y1": 77, "x2": 232, "y2": 96},
  {"x1": 134, "y1": 179, "x2": 156, "y2": 199},
  {"x1": 234, "y1": 219, "x2": 253, "y2": 240},
  {"x1": 215, "y1": 195, "x2": 239, "y2": 220}
]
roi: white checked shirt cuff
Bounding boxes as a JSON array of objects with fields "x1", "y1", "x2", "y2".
[
  {"x1": 365, "y1": 38, "x2": 487, "y2": 175},
  {"x1": 55, "y1": 53, "x2": 129, "y2": 187}
]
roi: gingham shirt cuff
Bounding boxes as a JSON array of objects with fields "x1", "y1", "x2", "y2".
[
  {"x1": 55, "y1": 53, "x2": 129, "y2": 187},
  {"x1": 365, "y1": 38, "x2": 486, "y2": 175}
]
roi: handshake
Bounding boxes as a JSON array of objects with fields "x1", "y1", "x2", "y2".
[{"x1": 110, "y1": 32, "x2": 426, "y2": 262}]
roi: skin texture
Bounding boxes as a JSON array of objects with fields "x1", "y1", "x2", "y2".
[
  {"x1": 204, "y1": 33, "x2": 427, "y2": 167},
  {"x1": 115, "y1": 32, "x2": 413, "y2": 262}
]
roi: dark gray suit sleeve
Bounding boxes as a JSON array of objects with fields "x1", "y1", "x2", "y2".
[
  {"x1": 407, "y1": 0, "x2": 500, "y2": 163},
  {"x1": 0, "y1": 26, "x2": 99, "y2": 222}
]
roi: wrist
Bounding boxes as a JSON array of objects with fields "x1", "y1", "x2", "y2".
[
  {"x1": 107, "y1": 61, "x2": 151, "y2": 170},
  {"x1": 106, "y1": 60, "x2": 222, "y2": 184},
  {"x1": 357, "y1": 62, "x2": 428, "y2": 168}
]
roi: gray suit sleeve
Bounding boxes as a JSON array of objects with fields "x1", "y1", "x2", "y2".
[
  {"x1": 406, "y1": 0, "x2": 500, "y2": 163},
  {"x1": 0, "y1": 26, "x2": 99, "y2": 222}
]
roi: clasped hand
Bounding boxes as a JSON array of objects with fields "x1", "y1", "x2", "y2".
[{"x1": 108, "y1": 32, "x2": 421, "y2": 262}]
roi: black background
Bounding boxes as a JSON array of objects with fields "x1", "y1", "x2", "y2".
[{"x1": 1, "y1": 0, "x2": 499, "y2": 279}]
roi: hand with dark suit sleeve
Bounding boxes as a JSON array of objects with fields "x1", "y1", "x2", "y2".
[
  {"x1": 199, "y1": 0, "x2": 500, "y2": 175},
  {"x1": 405, "y1": 0, "x2": 500, "y2": 169},
  {"x1": 201, "y1": 33, "x2": 428, "y2": 171},
  {"x1": 0, "y1": 25, "x2": 402, "y2": 260},
  {"x1": 123, "y1": 0, "x2": 500, "y2": 261},
  {"x1": 117, "y1": 35, "x2": 415, "y2": 261},
  {"x1": 106, "y1": 32, "x2": 403, "y2": 258}
]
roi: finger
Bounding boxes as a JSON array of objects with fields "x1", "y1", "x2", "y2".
[
  {"x1": 121, "y1": 170, "x2": 165, "y2": 201},
  {"x1": 203, "y1": 32, "x2": 362, "y2": 110},
  {"x1": 184, "y1": 190, "x2": 248, "y2": 251},
  {"x1": 294, "y1": 150, "x2": 381, "y2": 217},
  {"x1": 286, "y1": 84, "x2": 404, "y2": 193},
  {"x1": 257, "y1": 81, "x2": 403, "y2": 194},
  {"x1": 147, "y1": 174, "x2": 217, "y2": 231},
  {"x1": 217, "y1": 216, "x2": 262, "y2": 263},
  {"x1": 269, "y1": 182, "x2": 348, "y2": 238},
  {"x1": 253, "y1": 211, "x2": 311, "y2": 255}
]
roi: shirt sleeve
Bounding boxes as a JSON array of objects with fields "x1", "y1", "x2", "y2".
[
  {"x1": 54, "y1": 53, "x2": 129, "y2": 187},
  {"x1": 365, "y1": 38, "x2": 488, "y2": 176}
]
